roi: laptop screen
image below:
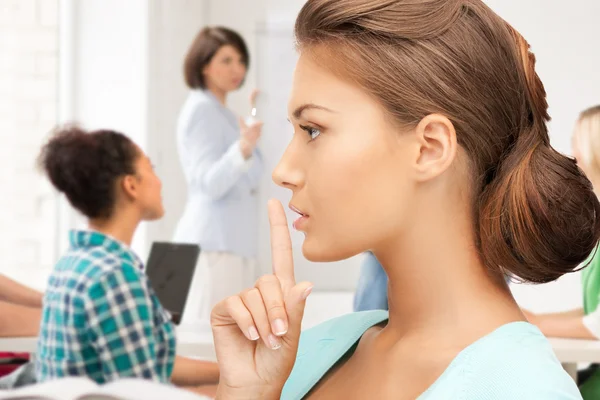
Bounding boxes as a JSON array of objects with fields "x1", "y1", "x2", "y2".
[{"x1": 145, "y1": 242, "x2": 200, "y2": 324}]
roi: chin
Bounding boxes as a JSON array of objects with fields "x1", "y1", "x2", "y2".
[
  {"x1": 301, "y1": 237, "x2": 361, "y2": 263},
  {"x1": 145, "y1": 208, "x2": 165, "y2": 221}
]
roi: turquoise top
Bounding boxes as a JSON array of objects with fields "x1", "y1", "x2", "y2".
[
  {"x1": 282, "y1": 311, "x2": 581, "y2": 399},
  {"x1": 37, "y1": 231, "x2": 176, "y2": 384}
]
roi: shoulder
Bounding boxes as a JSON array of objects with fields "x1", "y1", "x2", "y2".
[
  {"x1": 71, "y1": 249, "x2": 146, "y2": 303},
  {"x1": 179, "y1": 91, "x2": 222, "y2": 126},
  {"x1": 59, "y1": 246, "x2": 128, "y2": 283},
  {"x1": 447, "y1": 323, "x2": 581, "y2": 399},
  {"x1": 283, "y1": 311, "x2": 389, "y2": 399},
  {"x1": 298, "y1": 310, "x2": 389, "y2": 349}
]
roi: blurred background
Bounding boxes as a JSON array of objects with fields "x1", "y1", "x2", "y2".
[{"x1": 1, "y1": 0, "x2": 599, "y2": 324}]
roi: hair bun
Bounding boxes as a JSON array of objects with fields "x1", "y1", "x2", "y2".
[
  {"x1": 38, "y1": 125, "x2": 138, "y2": 219},
  {"x1": 479, "y1": 130, "x2": 600, "y2": 283}
]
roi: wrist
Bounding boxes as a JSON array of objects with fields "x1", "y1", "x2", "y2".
[
  {"x1": 239, "y1": 140, "x2": 253, "y2": 160},
  {"x1": 34, "y1": 293, "x2": 43, "y2": 308}
]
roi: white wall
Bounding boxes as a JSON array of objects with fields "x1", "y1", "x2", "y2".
[
  {"x1": 66, "y1": 0, "x2": 149, "y2": 255},
  {"x1": 0, "y1": 0, "x2": 59, "y2": 290},
  {"x1": 145, "y1": 0, "x2": 207, "y2": 255}
]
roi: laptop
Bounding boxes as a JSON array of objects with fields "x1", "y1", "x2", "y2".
[{"x1": 145, "y1": 242, "x2": 200, "y2": 325}]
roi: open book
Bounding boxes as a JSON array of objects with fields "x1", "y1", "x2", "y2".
[{"x1": 0, "y1": 377, "x2": 212, "y2": 400}]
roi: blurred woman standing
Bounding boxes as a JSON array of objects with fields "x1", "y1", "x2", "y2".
[{"x1": 173, "y1": 27, "x2": 263, "y2": 327}]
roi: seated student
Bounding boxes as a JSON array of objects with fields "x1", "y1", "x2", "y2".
[
  {"x1": 207, "y1": 1, "x2": 600, "y2": 399},
  {"x1": 354, "y1": 252, "x2": 388, "y2": 312},
  {"x1": 35, "y1": 126, "x2": 218, "y2": 395},
  {"x1": 0, "y1": 274, "x2": 43, "y2": 337},
  {"x1": 524, "y1": 105, "x2": 600, "y2": 399}
]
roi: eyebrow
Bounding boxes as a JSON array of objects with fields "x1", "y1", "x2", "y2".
[{"x1": 292, "y1": 103, "x2": 337, "y2": 120}]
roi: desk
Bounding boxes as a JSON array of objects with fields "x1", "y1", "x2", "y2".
[
  {"x1": 549, "y1": 337, "x2": 600, "y2": 382},
  {"x1": 0, "y1": 329, "x2": 216, "y2": 361},
  {"x1": 176, "y1": 331, "x2": 216, "y2": 360},
  {"x1": 0, "y1": 337, "x2": 36, "y2": 354},
  {"x1": 1, "y1": 334, "x2": 597, "y2": 381}
]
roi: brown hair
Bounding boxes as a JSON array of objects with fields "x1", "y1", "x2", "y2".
[
  {"x1": 39, "y1": 125, "x2": 139, "y2": 219},
  {"x1": 183, "y1": 26, "x2": 249, "y2": 89},
  {"x1": 295, "y1": 0, "x2": 600, "y2": 283}
]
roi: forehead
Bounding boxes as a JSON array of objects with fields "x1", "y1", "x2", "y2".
[
  {"x1": 287, "y1": 51, "x2": 380, "y2": 118},
  {"x1": 215, "y1": 44, "x2": 242, "y2": 58}
]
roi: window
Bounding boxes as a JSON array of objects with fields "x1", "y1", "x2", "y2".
[{"x1": 0, "y1": 0, "x2": 59, "y2": 289}]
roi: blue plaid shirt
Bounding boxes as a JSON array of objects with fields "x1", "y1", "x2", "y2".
[{"x1": 36, "y1": 230, "x2": 177, "y2": 383}]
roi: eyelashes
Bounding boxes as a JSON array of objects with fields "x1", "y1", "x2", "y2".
[{"x1": 299, "y1": 125, "x2": 322, "y2": 142}]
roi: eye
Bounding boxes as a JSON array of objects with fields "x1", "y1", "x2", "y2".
[{"x1": 300, "y1": 125, "x2": 321, "y2": 142}]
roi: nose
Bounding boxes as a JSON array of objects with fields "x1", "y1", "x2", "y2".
[{"x1": 272, "y1": 142, "x2": 304, "y2": 191}]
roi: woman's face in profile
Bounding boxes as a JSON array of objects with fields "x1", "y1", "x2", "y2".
[
  {"x1": 134, "y1": 150, "x2": 165, "y2": 221},
  {"x1": 273, "y1": 50, "x2": 420, "y2": 262},
  {"x1": 203, "y1": 44, "x2": 247, "y2": 93}
]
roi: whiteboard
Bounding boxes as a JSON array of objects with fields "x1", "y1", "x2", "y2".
[{"x1": 254, "y1": 22, "x2": 361, "y2": 290}]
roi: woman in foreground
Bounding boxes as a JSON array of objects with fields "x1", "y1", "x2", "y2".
[{"x1": 212, "y1": 0, "x2": 600, "y2": 398}]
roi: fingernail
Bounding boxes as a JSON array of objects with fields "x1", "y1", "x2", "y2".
[
  {"x1": 301, "y1": 286, "x2": 314, "y2": 300},
  {"x1": 248, "y1": 326, "x2": 260, "y2": 341},
  {"x1": 272, "y1": 319, "x2": 287, "y2": 336},
  {"x1": 268, "y1": 334, "x2": 282, "y2": 350}
]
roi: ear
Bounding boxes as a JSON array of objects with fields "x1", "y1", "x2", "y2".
[
  {"x1": 413, "y1": 114, "x2": 457, "y2": 182},
  {"x1": 120, "y1": 175, "x2": 139, "y2": 201}
]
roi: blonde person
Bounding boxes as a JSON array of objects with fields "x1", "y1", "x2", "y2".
[
  {"x1": 524, "y1": 105, "x2": 600, "y2": 399},
  {"x1": 207, "y1": 1, "x2": 600, "y2": 399},
  {"x1": 36, "y1": 127, "x2": 218, "y2": 396},
  {"x1": 173, "y1": 27, "x2": 263, "y2": 327}
]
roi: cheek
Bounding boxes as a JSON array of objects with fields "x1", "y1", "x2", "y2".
[
  {"x1": 302, "y1": 134, "x2": 408, "y2": 260},
  {"x1": 144, "y1": 176, "x2": 162, "y2": 199},
  {"x1": 219, "y1": 65, "x2": 234, "y2": 77}
]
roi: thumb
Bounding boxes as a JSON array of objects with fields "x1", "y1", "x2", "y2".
[
  {"x1": 238, "y1": 117, "x2": 247, "y2": 130},
  {"x1": 284, "y1": 281, "x2": 313, "y2": 341}
]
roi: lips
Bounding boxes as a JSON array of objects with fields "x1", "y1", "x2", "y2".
[
  {"x1": 290, "y1": 204, "x2": 309, "y2": 231},
  {"x1": 289, "y1": 204, "x2": 308, "y2": 217}
]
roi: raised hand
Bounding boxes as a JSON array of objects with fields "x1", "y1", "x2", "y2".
[
  {"x1": 239, "y1": 117, "x2": 263, "y2": 160},
  {"x1": 211, "y1": 199, "x2": 313, "y2": 400}
]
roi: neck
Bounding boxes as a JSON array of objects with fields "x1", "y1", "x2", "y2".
[
  {"x1": 207, "y1": 85, "x2": 227, "y2": 105},
  {"x1": 88, "y1": 209, "x2": 140, "y2": 247},
  {"x1": 374, "y1": 200, "x2": 521, "y2": 345}
]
